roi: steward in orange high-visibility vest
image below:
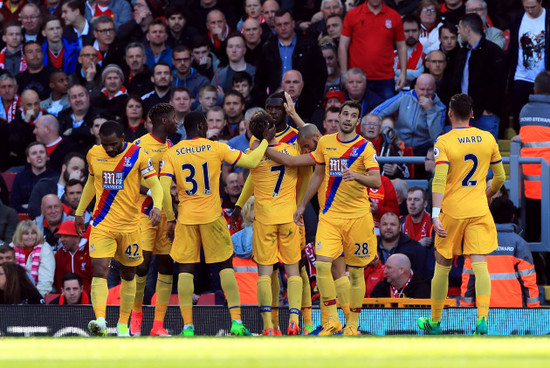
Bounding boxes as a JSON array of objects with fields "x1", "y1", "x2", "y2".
[{"x1": 460, "y1": 198, "x2": 539, "y2": 308}]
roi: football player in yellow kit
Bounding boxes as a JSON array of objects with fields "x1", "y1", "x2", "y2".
[
  {"x1": 160, "y1": 111, "x2": 275, "y2": 336},
  {"x1": 418, "y1": 94, "x2": 504, "y2": 335},
  {"x1": 75, "y1": 121, "x2": 163, "y2": 337},
  {"x1": 263, "y1": 101, "x2": 381, "y2": 336},
  {"x1": 130, "y1": 103, "x2": 178, "y2": 337}
]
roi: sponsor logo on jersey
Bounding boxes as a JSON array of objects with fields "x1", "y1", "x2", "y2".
[
  {"x1": 329, "y1": 158, "x2": 347, "y2": 176},
  {"x1": 102, "y1": 171, "x2": 124, "y2": 190},
  {"x1": 434, "y1": 147, "x2": 440, "y2": 157}
]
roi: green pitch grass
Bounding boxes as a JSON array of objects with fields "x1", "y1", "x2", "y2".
[{"x1": 2, "y1": 336, "x2": 549, "y2": 368}]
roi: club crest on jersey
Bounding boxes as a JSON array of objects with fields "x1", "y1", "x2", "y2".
[
  {"x1": 123, "y1": 157, "x2": 133, "y2": 167},
  {"x1": 350, "y1": 147, "x2": 359, "y2": 158},
  {"x1": 102, "y1": 171, "x2": 124, "y2": 190},
  {"x1": 385, "y1": 20, "x2": 392, "y2": 29},
  {"x1": 329, "y1": 158, "x2": 347, "y2": 176}
]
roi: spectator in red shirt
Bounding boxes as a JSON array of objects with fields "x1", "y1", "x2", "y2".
[
  {"x1": 54, "y1": 220, "x2": 93, "y2": 294},
  {"x1": 402, "y1": 186, "x2": 432, "y2": 247},
  {"x1": 339, "y1": 0, "x2": 407, "y2": 100}
]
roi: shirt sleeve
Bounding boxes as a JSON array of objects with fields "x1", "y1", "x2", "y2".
[
  {"x1": 139, "y1": 150, "x2": 157, "y2": 180},
  {"x1": 393, "y1": 13, "x2": 405, "y2": 42},
  {"x1": 363, "y1": 142, "x2": 380, "y2": 172},
  {"x1": 220, "y1": 142, "x2": 243, "y2": 165},
  {"x1": 341, "y1": 8, "x2": 353, "y2": 38},
  {"x1": 311, "y1": 136, "x2": 326, "y2": 164},
  {"x1": 87, "y1": 150, "x2": 94, "y2": 176},
  {"x1": 159, "y1": 152, "x2": 175, "y2": 179}
]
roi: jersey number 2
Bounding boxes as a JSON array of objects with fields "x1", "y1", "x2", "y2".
[
  {"x1": 270, "y1": 165, "x2": 286, "y2": 197},
  {"x1": 462, "y1": 154, "x2": 478, "y2": 187},
  {"x1": 182, "y1": 162, "x2": 211, "y2": 195}
]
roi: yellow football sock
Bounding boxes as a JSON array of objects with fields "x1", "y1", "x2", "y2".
[
  {"x1": 132, "y1": 275, "x2": 147, "y2": 313},
  {"x1": 287, "y1": 275, "x2": 303, "y2": 323},
  {"x1": 118, "y1": 278, "x2": 136, "y2": 325},
  {"x1": 471, "y1": 261, "x2": 491, "y2": 320},
  {"x1": 316, "y1": 261, "x2": 339, "y2": 322},
  {"x1": 178, "y1": 273, "x2": 194, "y2": 325},
  {"x1": 271, "y1": 270, "x2": 280, "y2": 328},
  {"x1": 347, "y1": 267, "x2": 365, "y2": 328},
  {"x1": 320, "y1": 300, "x2": 328, "y2": 324},
  {"x1": 334, "y1": 275, "x2": 351, "y2": 322},
  {"x1": 154, "y1": 273, "x2": 173, "y2": 322},
  {"x1": 431, "y1": 263, "x2": 451, "y2": 323},
  {"x1": 220, "y1": 268, "x2": 241, "y2": 321},
  {"x1": 91, "y1": 277, "x2": 108, "y2": 320},
  {"x1": 300, "y1": 266, "x2": 312, "y2": 325},
  {"x1": 257, "y1": 275, "x2": 273, "y2": 329}
]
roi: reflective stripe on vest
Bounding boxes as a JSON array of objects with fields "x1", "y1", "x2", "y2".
[
  {"x1": 523, "y1": 141, "x2": 550, "y2": 148},
  {"x1": 234, "y1": 266, "x2": 258, "y2": 273},
  {"x1": 463, "y1": 268, "x2": 534, "y2": 279},
  {"x1": 524, "y1": 175, "x2": 540, "y2": 181}
]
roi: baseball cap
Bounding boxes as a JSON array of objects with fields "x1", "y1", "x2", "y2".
[{"x1": 57, "y1": 220, "x2": 79, "y2": 237}]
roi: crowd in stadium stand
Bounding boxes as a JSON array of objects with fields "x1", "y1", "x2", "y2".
[{"x1": 0, "y1": 0, "x2": 547, "y2": 315}]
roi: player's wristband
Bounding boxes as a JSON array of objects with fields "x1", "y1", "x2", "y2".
[
  {"x1": 432, "y1": 207, "x2": 441, "y2": 218},
  {"x1": 146, "y1": 189, "x2": 152, "y2": 197}
]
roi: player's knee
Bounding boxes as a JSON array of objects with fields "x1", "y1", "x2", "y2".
[
  {"x1": 157, "y1": 254, "x2": 175, "y2": 274},
  {"x1": 216, "y1": 257, "x2": 234, "y2": 272},
  {"x1": 284, "y1": 263, "x2": 300, "y2": 277},
  {"x1": 135, "y1": 263, "x2": 149, "y2": 277},
  {"x1": 119, "y1": 265, "x2": 136, "y2": 281},
  {"x1": 178, "y1": 263, "x2": 195, "y2": 274}
]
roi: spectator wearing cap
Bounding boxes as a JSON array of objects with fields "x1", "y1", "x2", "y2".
[
  {"x1": 54, "y1": 220, "x2": 93, "y2": 294},
  {"x1": 91, "y1": 64, "x2": 128, "y2": 120},
  {"x1": 49, "y1": 273, "x2": 91, "y2": 304},
  {"x1": 343, "y1": 68, "x2": 384, "y2": 118},
  {"x1": 310, "y1": 87, "x2": 346, "y2": 131}
]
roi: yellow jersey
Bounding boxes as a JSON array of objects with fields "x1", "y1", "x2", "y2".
[
  {"x1": 250, "y1": 143, "x2": 299, "y2": 225},
  {"x1": 434, "y1": 127, "x2": 502, "y2": 219},
  {"x1": 248, "y1": 124, "x2": 299, "y2": 147},
  {"x1": 87, "y1": 142, "x2": 156, "y2": 231},
  {"x1": 311, "y1": 133, "x2": 379, "y2": 219},
  {"x1": 161, "y1": 137, "x2": 243, "y2": 224},
  {"x1": 133, "y1": 133, "x2": 173, "y2": 215}
]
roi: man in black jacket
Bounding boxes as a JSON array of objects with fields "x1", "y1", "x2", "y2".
[
  {"x1": 253, "y1": 9, "x2": 327, "y2": 112},
  {"x1": 377, "y1": 211, "x2": 435, "y2": 280},
  {"x1": 453, "y1": 13, "x2": 505, "y2": 140}
]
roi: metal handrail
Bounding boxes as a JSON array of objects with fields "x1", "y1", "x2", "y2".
[{"x1": 376, "y1": 145, "x2": 549, "y2": 251}]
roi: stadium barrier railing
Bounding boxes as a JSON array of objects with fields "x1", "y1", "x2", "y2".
[
  {"x1": 1, "y1": 305, "x2": 548, "y2": 336},
  {"x1": 362, "y1": 298, "x2": 456, "y2": 308},
  {"x1": 377, "y1": 146, "x2": 550, "y2": 252}
]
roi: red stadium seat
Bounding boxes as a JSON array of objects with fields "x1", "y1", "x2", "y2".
[
  {"x1": 45, "y1": 293, "x2": 60, "y2": 304},
  {"x1": 150, "y1": 293, "x2": 179, "y2": 305},
  {"x1": 1, "y1": 172, "x2": 16, "y2": 195},
  {"x1": 196, "y1": 293, "x2": 216, "y2": 305},
  {"x1": 18, "y1": 213, "x2": 30, "y2": 222}
]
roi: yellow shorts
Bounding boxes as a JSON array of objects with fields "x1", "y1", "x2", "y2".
[
  {"x1": 140, "y1": 214, "x2": 171, "y2": 255},
  {"x1": 315, "y1": 213, "x2": 377, "y2": 267},
  {"x1": 89, "y1": 226, "x2": 143, "y2": 267},
  {"x1": 252, "y1": 221, "x2": 301, "y2": 265},
  {"x1": 435, "y1": 212, "x2": 498, "y2": 259},
  {"x1": 170, "y1": 216, "x2": 233, "y2": 264}
]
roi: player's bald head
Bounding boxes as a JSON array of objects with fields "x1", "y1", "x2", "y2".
[
  {"x1": 297, "y1": 124, "x2": 320, "y2": 140},
  {"x1": 387, "y1": 253, "x2": 411, "y2": 271}
]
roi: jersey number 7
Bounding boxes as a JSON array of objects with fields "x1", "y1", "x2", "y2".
[{"x1": 271, "y1": 165, "x2": 286, "y2": 197}]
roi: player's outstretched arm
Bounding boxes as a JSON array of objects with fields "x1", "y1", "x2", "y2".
[
  {"x1": 143, "y1": 175, "x2": 163, "y2": 226},
  {"x1": 266, "y1": 149, "x2": 315, "y2": 168},
  {"x1": 75, "y1": 174, "x2": 96, "y2": 236},
  {"x1": 235, "y1": 139, "x2": 269, "y2": 169},
  {"x1": 294, "y1": 164, "x2": 324, "y2": 226},
  {"x1": 342, "y1": 167, "x2": 381, "y2": 189},
  {"x1": 283, "y1": 91, "x2": 306, "y2": 129}
]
